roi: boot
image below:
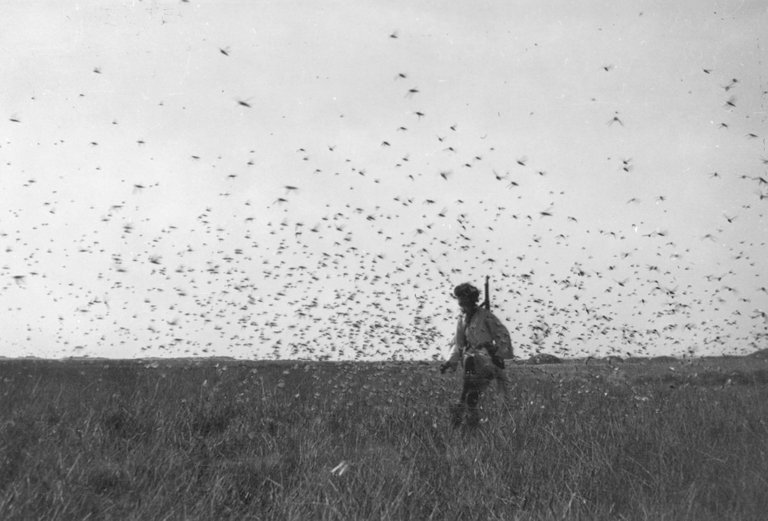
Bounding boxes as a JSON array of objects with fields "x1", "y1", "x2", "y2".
[
  {"x1": 466, "y1": 407, "x2": 481, "y2": 427},
  {"x1": 449, "y1": 403, "x2": 464, "y2": 427}
]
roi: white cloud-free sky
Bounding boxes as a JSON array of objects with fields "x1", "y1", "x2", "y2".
[{"x1": 2, "y1": 0, "x2": 767, "y2": 360}]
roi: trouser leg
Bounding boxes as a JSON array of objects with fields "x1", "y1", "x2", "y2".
[
  {"x1": 449, "y1": 402, "x2": 464, "y2": 426},
  {"x1": 495, "y1": 368, "x2": 509, "y2": 398},
  {"x1": 464, "y1": 354, "x2": 476, "y2": 375},
  {"x1": 450, "y1": 379, "x2": 470, "y2": 426},
  {"x1": 465, "y1": 381, "x2": 484, "y2": 427}
]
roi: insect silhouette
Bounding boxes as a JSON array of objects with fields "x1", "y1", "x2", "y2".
[{"x1": 608, "y1": 112, "x2": 624, "y2": 126}]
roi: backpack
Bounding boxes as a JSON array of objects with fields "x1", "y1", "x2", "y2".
[
  {"x1": 460, "y1": 307, "x2": 514, "y2": 360},
  {"x1": 484, "y1": 309, "x2": 513, "y2": 359}
]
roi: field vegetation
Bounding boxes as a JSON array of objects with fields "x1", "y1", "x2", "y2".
[{"x1": 1, "y1": 356, "x2": 768, "y2": 520}]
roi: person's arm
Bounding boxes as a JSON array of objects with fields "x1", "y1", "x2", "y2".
[
  {"x1": 440, "y1": 318, "x2": 463, "y2": 373},
  {"x1": 450, "y1": 333, "x2": 462, "y2": 360}
]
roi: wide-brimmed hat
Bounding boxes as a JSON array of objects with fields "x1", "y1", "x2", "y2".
[{"x1": 453, "y1": 282, "x2": 480, "y2": 302}]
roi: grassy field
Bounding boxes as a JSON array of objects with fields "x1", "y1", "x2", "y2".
[{"x1": 1, "y1": 356, "x2": 768, "y2": 520}]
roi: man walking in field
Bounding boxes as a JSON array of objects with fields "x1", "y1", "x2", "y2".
[{"x1": 440, "y1": 282, "x2": 513, "y2": 427}]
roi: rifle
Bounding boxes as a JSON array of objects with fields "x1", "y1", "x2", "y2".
[{"x1": 482, "y1": 275, "x2": 506, "y2": 368}]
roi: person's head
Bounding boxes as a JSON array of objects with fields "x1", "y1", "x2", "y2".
[{"x1": 453, "y1": 282, "x2": 480, "y2": 313}]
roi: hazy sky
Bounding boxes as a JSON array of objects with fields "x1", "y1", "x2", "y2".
[{"x1": 2, "y1": 0, "x2": 767, "y2": 360}]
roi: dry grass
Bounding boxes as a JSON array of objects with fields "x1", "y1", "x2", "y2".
[{"x1": 1, "y1": 356, "x2": 768, "y2": 520}]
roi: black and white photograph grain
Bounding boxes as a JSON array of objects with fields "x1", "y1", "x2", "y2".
[{"x1": 2, "y1": 0, "x2": 768, "y2": 519}]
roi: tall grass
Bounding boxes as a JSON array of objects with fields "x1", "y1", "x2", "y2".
[{"x1": 1, "y1": 358, "x2": 767, "y2": 520}]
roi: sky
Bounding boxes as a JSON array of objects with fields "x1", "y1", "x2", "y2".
[{"x1": 1, "y1": 0, "x2": 767, "y2": 361}]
